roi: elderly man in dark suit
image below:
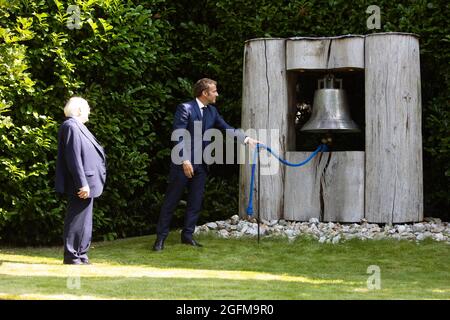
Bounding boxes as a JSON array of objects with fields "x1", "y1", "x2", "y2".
[
  {"x1": 153, "y1": 78, "x2": 258, "y2": 251},
  {"x1": 55, "y1": 97, "x2": 106, "y2": 265}
]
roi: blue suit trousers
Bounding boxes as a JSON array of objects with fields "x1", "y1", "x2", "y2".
[
  {"x1": 63, "y1": 195, "x2": 93, "y2": 263},
  {"x1": 156, "y1": 163, "x2": 208, "y2": 241}
]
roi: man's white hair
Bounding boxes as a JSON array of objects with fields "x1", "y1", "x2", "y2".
[{"x1": 64, "y1": 97, "x2": 90, "y2": 117}]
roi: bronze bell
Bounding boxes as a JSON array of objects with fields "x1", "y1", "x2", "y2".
[{"x1": 301, "y1": 74, "x2": 360, "y2": 133}]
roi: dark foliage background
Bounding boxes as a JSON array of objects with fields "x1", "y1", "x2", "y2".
[{"x1": 0, "y1": 0, "x2": 448, "y2": 245}]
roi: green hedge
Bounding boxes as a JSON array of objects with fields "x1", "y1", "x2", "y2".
[
  {"x1": 1, "y1": 0, "x2": 448, "y2": 245},
  {"x1": 0, "y1": 0, "x2": 179, "y2": 244}
]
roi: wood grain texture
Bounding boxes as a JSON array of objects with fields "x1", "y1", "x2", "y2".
[
  {"x1": 284, "y1": 151, "x2": 365, "y2": 222},
  {"x1": 286, "y1": 36, "x2": 364, "y2": 70},
  {"x1": 239, "y1": 39, "x2": 289, "y2": 220},
  {"x1": 365, "y1": 33, "x2": 423, "y2": 223}
]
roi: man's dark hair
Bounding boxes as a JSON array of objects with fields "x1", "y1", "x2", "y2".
[{"x1": 193, "y1": 78, "x2": 217, "y2": 97}]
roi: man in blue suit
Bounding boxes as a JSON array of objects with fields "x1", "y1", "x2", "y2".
[
  {"x1": 55, "y1": 97, "x2": 106, "y2": 264},
  {"x1": 153, "y1": 78, "x2": 258, "y2": 251}
]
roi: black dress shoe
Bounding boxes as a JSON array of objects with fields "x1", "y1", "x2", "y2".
[
  {"x1": 181, "y1": 239, "x2": 203, "y2": 247},
  {"x1": 153, "y1": 238, "x2": 165, "y2": 251},
  {"x1": 81, "y1": 259, "x2": 91, "y2": 265}
]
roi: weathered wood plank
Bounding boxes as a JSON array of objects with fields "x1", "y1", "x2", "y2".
[
  {"x1": 328, "y1": 36, "x2": 365, "y2": 70},
  {"x1": 365, "y1": 33, "x2": 423, "y2": 223},
  {"x1": 322, "y1": 152, "x2": 365, "y2": 222},
  {"x1": 284, "y1": 151, "x2": 364, "y2": 222},
  {"x1": 286, "y1": 36, "x2": 364, "y2": 70},
  {"x1": 283, "y1": 152, "x2": 322, "y2": 221},
  {"x1": 286, "y1": 39, "x2": 331, "y2": 70},
  {"x1": 239, "y1": 39, "x2": 289, "y2": 221}
]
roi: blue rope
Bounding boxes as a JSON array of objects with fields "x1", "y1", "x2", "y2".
[{"x1": 246, "y1": 143, "x2": 327, "y2": 215}]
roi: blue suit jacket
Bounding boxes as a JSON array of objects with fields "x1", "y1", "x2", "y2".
[
  {"x1": 172, "y1": 100, "x2": 246, "y2": 167},
  {"x1": 55, "y1": 117, "x2": 106, "y2": 198}
]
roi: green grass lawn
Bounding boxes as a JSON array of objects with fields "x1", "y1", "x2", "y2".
[{"x1": 0, "y1": 233, "x2": 449, "y2": 300}]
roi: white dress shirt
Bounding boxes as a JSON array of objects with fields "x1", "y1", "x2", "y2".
[{"x1": 196, "y1": 98, "x2": 207, "y2": 117}]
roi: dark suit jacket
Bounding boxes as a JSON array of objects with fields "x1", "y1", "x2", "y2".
[
  {"x1": 55, "y1": 117, "x2": 106, "y2": 198},
  {"x1": 172, "y1": 99, "x2": 246, "y2": 167}
]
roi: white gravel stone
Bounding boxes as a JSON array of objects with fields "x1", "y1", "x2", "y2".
[
  {"x1": 285, "y1": 229, "x2": 294, "y2": 238},
  {"x1": 416, "y1": 233, "x2": 426, "y2": 241},
  {"x1": 230, "y1": 215, "x2": 240, "y2": 225},
  {"x1": 196, "y1": 215, "x2": 449, "y2": 244},
  {"x1": 413, "y1": 223, "x2": 426, "y2": 232},
  {"x1": 206, "y1": 222, "x2": 218, "y2": 229},
  {"x1": 332, "y1": 235, "x2": 341, "y2": 244},
  {"x1": 218, "y1": 229, "x2": 229, "y2": 238},
  {"x1": 269, "y1": 219, "x2": 279, "y2": 226},
  {"x1": 434, "y1": 233, "x2": 445, "y2": 241}
]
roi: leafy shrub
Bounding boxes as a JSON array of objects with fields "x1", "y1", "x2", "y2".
[{"x1": 0, "y1": 0, "x2": 178, "y2": 244}]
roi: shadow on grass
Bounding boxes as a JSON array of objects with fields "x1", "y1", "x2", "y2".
[
  {"x1": 1, "y1": 233, "x2": 449, "y2": 272},
  {"x1": 1, "y1": 233, "x2": 449, "y2": 299},
  {"x1": 0, "y1": 273, "x2": 369, "y2": 300}
]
